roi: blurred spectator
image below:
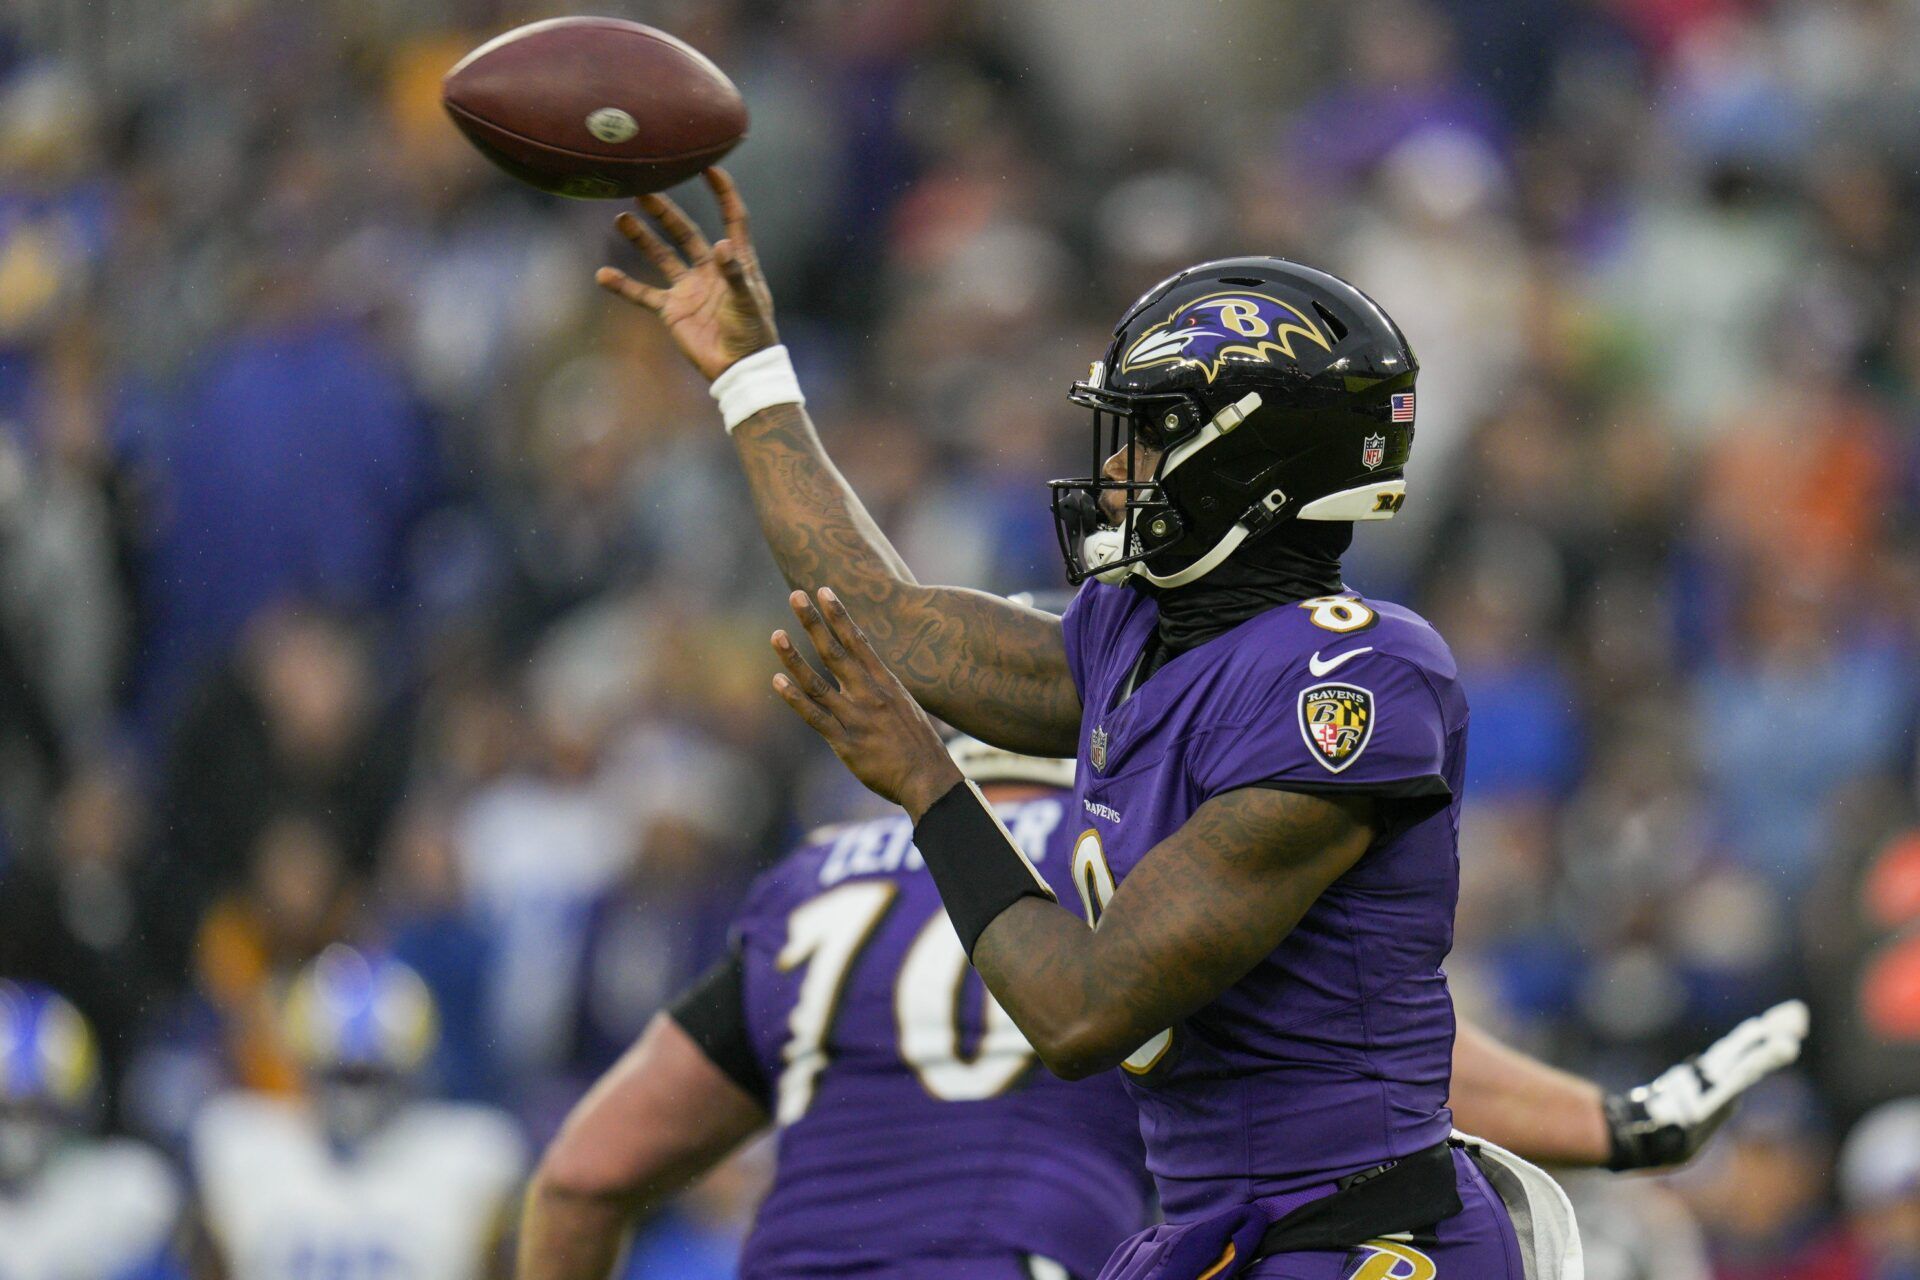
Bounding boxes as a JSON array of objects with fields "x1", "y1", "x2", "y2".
[
  {"x1": 191, "y1": 811, "x2": 357, "y2": 1098},
  {"x1": 1286, "y1": 0, "x2": 1506, "y2": 193},
  {"x1": 0, "y1": 756, "x2": 158, "y2": 1115},
  {"x1": 454, "y1": 673, "x2": 633, "y2": 1106},
  {"x1": 1696, "y1": 573, "x2": 1911, "y2": 891},
  {"x1": 154, "y1": 602, "x2": 407, "y2": 977},
  {"x1": 1561, "y1": 1171, "x2": 1713, "y2": 1280},
  {"x1": 0, "y1": 982, "x2": 183, "y2": 1280},
  {"x1": 377, "y1": 800, "x2": 496, "y2": 1103},
  {"x1": 136, "y1": 272, "x2": 437, "y2": 723},
  {"x1": 0, "y1": 346, "x2": 127, "y2": 729},
  {"x1": 1806, "y1": 810, "x2": 1920, "y2": 1112},
  {"x1": 190, "y1": 947, "x2": 524, "y2": 1280},
  {"x1": 1676, "y1": 1075, "x2": 1866, "y2": 1280},
  {"x1": 0, "y1": 320, "x2": 132, "y2": 826},
  {"x1": 1838, "y1": 1099, "x2": 1920, "y2": 1280},
  {"x1": 570, "y1": 725, "x2": 761, "y2": 1078}
]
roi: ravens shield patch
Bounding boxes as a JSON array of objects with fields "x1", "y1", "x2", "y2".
[{"x1": 1299, "y1": 682, "x2": 1374, "y2": 773}]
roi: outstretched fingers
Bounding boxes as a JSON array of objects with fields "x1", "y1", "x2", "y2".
[
  {"x1": 772, "y1": 671, "x2": 842, "y2": 739},
  {"x1": 815, "y1": 588, "x2": 891, "y2": 682},
  {"x1": 639, "y1": 192, "x2": 711, "y2": 263},
  {"x1": 788, "y1": 590, "x2": 863, "y2": 686},
  {"x1": 706, "y1": 168, "x2": 769, "y2": 301},
  {"x1": 594, "y1": 267, "x2": 666, "y2": 311},
  {"x1": 615, "y1": 207, "x2": 685, "y2": 279},
  {"x1": 705, "y1": 167, "x2": 751, "y2": 247},
  {"x1": 772, "y1": 629, "x2": 839, "y2": 704}
]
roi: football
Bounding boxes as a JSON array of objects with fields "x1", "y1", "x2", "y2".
[{"x1": 441, "y1": 17, "x2": 748, "y2": 199}]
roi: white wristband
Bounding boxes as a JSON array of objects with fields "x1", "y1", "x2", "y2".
[{"x1": 709, "y1": 344, "x2": 804, "y2": 433}]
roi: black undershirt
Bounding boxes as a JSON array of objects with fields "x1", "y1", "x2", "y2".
[{"x1": 1141, "y1": 519, "x2": 1353, "y2": 657}]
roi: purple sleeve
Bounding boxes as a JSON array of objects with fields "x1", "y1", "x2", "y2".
[{"x1": 1189, "y1": 652, "x2": 1450, "y2": 802}]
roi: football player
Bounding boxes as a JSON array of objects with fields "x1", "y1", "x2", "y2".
[
  {"x1": 190, "y1": 947, "x2": 525, "y2": 1280},
  {"x1": 597, "y1": 171, "x2": 1812, "y2": 1279},
  {"x1": 521, "y1": 731, "x2": 1803, "y2": 1280},
  {"x1": 525, "y1": 738, "x2": 1151, "y2": 1280},
  {"x1": 0, "y1": 981, "x2": 182, "y2": 1280}
]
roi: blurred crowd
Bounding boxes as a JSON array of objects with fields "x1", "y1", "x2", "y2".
[{"x1": 3, "y1": 0, "x2": 1920, "y2": 1276}]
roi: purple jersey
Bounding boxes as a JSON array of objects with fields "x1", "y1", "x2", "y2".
[
  {"x1": 735, "y1": 792, "x2": 1151, "y2": 1279},
  {"x1": 1061, "y1": 584, "x2": 1468, "y2": 1223}
]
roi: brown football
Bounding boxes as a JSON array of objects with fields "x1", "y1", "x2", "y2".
[{"x1": 442, "y1": 17, "x2": 747, "y2": 199}]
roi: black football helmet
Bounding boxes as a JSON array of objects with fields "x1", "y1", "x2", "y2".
[{"x1": 1050, "y1": 257, "x2": 1418, "y2": 587}]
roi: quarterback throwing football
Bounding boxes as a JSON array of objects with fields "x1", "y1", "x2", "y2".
[{"x1": 597, "y1": 170, "x2": 1797, "y2": 1280}]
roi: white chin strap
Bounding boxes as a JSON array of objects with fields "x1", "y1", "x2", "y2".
[
  {"x1": 1081, "y1": 390, "x2": 1407, "y2": 589},
  {"x1": 1086, "y1": 522, "x2": 1252, "y2": 588}
]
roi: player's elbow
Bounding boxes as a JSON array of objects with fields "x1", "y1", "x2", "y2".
[
  {"x1": 1031, "y1": 1016, "x2": 1132, "y2": 1081},
  {"x1": 531, "y1": 1126, "x2": 645, "y2": 1210},
  {"x1": 1040, "y1": 1050, "x2": 1110, "y2": 1082}
]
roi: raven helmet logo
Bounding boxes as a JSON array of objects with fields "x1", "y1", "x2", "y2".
[
  {"x1": 1362, "y1": 433, "x2": 1386, "y2": 470},
  {"x1": 1118, "y1": 291, "x2": 1333, "y2": 384},
  {"x1": 1090, "y1": 725, "x2": 1109, "y2": 772},
  {"x1": 1299, "y1": 682, "x2": 1374, "y2": 773}
]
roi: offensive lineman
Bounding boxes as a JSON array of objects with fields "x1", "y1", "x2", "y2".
[
  {"x1": 596, "y1": 171, "x2": 1805, "y2": 1280},
  {"x1": 527, "y1": 739, "x2": 1149, "y2": 1280}
]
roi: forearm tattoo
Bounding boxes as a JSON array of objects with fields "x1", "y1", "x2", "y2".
[
  {"x1": 733, "y1": 404, "x2": 1081, "y2": 755},
  {"x1": 973, "y1": 787, "x2": 1375, "y2": 1073}
]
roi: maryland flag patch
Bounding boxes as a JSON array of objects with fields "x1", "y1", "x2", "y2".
[{"x1": 1299, "y1": 682, "x2": 1374, "y2": 773}]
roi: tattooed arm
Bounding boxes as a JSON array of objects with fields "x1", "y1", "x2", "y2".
[
  {"x1": 596, "y1": 169, "x2": 1080, "y2": 755},
  {"x1": 730, "y1": 405, "x2": 1079, "y2": 754},
  {"x1": 974, "y1": 787, "x2": 1374, "y2": 1078},
  {"x1": 768, "y1": 586, "x2": 1377, "y2": 1079}
]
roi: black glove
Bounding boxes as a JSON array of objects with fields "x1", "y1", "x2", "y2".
[{"x1": 1605, "y1": 999, "x2": 1810, "y2": 1171}]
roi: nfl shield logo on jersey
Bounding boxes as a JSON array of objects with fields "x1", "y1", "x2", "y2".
[
  {"x1": 1299, "y1": 683, "x2": 1374, "y2": 773},
  {"x1": 1361, "y1": 433, "x2": 1386, "y2": 470},
  {"x1": 1090, "y1": 725, "x2": 1109, "y2": 772}
]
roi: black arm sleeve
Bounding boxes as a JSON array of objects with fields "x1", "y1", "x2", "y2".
[{"x1": 666, "y1": 952, "x2": 771, "y2": 1110}]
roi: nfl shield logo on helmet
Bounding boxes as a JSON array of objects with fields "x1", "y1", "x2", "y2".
[
  {"x1": 1298, "y1": 683, "x2": 1374, "y2": 773},
  {"x1": 1090, "y1": 725, "x2": 1109, "y2": 772},
  {"x1": 1361, "y1": 433, "x2": 1386, "y2": 470}
]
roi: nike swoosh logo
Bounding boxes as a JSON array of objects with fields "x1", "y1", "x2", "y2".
[{"x1": 1309, "y1": 647, "x2": 1373, "y2": 678}]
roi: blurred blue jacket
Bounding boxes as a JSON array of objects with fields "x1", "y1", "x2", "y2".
[{"x1": 135, "y1": 316, "x2": 437, "y2": 721}]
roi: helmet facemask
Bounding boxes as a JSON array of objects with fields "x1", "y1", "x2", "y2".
[
  {"x1": 314, "y1": 1065, "x2": 411, "y2": 1155},
  {"x1": 1050, "y1": 366, "x2": 1279, "y2": 588}
]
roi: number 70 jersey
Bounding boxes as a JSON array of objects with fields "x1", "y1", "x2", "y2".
[{"x1": 732, "y1": 792, "x2": 1150, "y2": 1280}]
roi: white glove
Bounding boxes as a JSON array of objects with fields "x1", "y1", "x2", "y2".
[{"x1": 1605, "y1": 999, "x2": 1810, "y2": 1170}]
